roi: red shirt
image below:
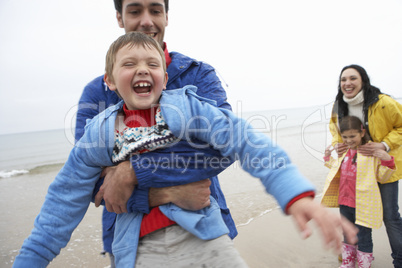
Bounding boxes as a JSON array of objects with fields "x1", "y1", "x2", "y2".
[
  {"x1": 338, "y1": 149, "x2": 358, "y2": 208},
  {"x1": 337, "y1": 149, "x2": 395, "y2": 208},
  {"x1": 124, "y1": 44, "x2": 175, "y2": 238}
]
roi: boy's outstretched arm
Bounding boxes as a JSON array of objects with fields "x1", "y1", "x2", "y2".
[{"x1": 287, "y1": 197, "x2": 358, "y2": 253}]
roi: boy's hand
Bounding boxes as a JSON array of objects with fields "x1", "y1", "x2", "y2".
[
  {"x1": 372, "y1": 149, "x2": 392, "y2": 161},
  {"x1": 287, "y1": 197, "x2": 358, "y2": 253},
  {"x1": 95, "y1": 161, "x2": 136, "y2": 214}
]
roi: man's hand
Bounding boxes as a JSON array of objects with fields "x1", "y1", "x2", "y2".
[
  {"x1": 288, "y1": 197, "x2": 358, "y2": 253},
  {"x1": 358, "y1": 142, "x2": 386, "y2": 156},
  {"x1": 334, "y1": 143, "x2": 348, "y2": 157},
  {"x1": 94, "y1": 161, "x2": 137, "y2": 214},
  {"x1": 149, "y1": 179, "x2": 212, "y2": 210}
]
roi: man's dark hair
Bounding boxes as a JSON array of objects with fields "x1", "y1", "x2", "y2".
[{"x1": 114, "y1": 0, "x2": 169, "y2": 14}]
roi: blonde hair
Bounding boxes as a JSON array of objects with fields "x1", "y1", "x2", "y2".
[{"x1": 105, "y1": 32, "x2": 166, "y2": 83}]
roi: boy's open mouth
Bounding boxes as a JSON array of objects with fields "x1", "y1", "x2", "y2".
[{"x1": 133, "y1": 82, "x2": 151, "y2": 94}]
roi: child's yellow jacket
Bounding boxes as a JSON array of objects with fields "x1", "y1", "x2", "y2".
[{"x1": 321, "y1": 151, "x2": 395, "y2": 229}]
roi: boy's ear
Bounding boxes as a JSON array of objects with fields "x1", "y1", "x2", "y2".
[
  {"x1": 163, "y1": 72, "x2": 168, "y2": 90},
  {"x1": 104, "y1": 73, "x2": 117, "y2": 91}
]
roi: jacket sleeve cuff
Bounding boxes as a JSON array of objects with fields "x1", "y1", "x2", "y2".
[
  {"x1": 381, "y1": 156, "x2": 395, "y2": 169},
  {"x1": 131, "y1": 157, "x2": 155, "y2": 188},
  {"x1": 382, "y1": 141, "x2": 390, "y2": 152},
  {"x1": 126, "y1": 186, "x2": 151, "y2": 214},
  {"x1": 285, "y1": 191, "x2": 315, "y2": 215},
  {"x1": 13, "y1": 253, "x2": 50, "y2": 268}
]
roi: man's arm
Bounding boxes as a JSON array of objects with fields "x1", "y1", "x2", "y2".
[
  {"x1": 191, "y1": 61, "x2": 232, "y2": 110},
  {"x1": 93, "y1": 163, "x2": 213, "y2": 213},
  {"x1": 148, "y1": 179, "x2": 212, "y2": 210},
  {"x1": 75, "y1": 76, "x2": 119, "y2": 142},
  {"x1": 95, "y1": 141, "x2": 232, "y2": 213}
]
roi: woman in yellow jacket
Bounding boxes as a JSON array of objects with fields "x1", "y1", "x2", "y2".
[
  {"x1": 323, "y1": 116, "x2": 395, "y2": 267},
  {"x1": 329, "y1": 64, "x2": 402, "y2": 267}
]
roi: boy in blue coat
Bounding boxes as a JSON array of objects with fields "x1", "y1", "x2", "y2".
[
  {"x1": 14, "y1": 32, "x2": 357, "y2": 267},
  {"x1": 77, "y1": 2, "x2": 237, "y2": 264}
]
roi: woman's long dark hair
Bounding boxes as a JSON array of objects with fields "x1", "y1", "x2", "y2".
[{"x1": 334, "y1": 64, "x2": 382, "y2": 119}]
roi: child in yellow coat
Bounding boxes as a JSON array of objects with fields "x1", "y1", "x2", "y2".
[{"x1": 321, "y1": 116, "x2": 396, "y2": 268}]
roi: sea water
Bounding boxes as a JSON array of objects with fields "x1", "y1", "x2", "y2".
[
  {"x1": 3, "y1": 96, "x2": 401, "y2": 180},
  {"x1": 0, "y1": 129, "x2": 75, "y2": 178}
]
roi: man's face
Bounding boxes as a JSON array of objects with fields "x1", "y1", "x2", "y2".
[{"x1": 117, "y1": 0, "x2": 168, "y2": 48}]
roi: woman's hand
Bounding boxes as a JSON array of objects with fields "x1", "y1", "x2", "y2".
[
  {"x1": 372, "y1": 149, "x2": 392, "y2": 161},
  {"x1": 358, "y1": 142, "x2": 386, "y2": 156},
  {"x1": 334, "y1": 143, "x2": 348, "y2": 157}
]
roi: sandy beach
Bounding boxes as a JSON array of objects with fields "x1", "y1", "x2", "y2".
[
  {"x1": 0, "y1": 122, "x2": 399, "y2": 267},
  {"x1": 234, "y1": 205, "x2": 395, "y2": 268}
]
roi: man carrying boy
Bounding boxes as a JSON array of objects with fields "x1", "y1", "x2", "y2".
[
  {"x1": 75, "y1": 1, "x2": 237, "y2": 264},
  {"x1": 14, "y1": 31, "x2": 357, "y2": 267}
]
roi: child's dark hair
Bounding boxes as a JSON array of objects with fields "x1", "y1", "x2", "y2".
[
  {"x1": 339, "y1": 116, "x2": 370, "y2": 163},
  {"x1": 339, "y1": 116, "x2": 370, "y2": 145}
]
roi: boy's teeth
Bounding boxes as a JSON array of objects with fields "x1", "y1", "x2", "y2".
[{"x1": 135, "y1": 82, "x2": 150, "y2": 87}]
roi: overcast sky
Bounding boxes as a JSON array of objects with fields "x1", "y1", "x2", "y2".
[{"x1": 1, "y1": 0, "x2": 401, "y2": 135}]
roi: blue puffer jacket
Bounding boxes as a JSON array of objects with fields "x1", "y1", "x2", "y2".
[
  {"x1": 74, "y1": 51, "x2": 237, "y2": 252},
  {"x1": 14, "y1": 86, "x2": 316, "y2": 267}
]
